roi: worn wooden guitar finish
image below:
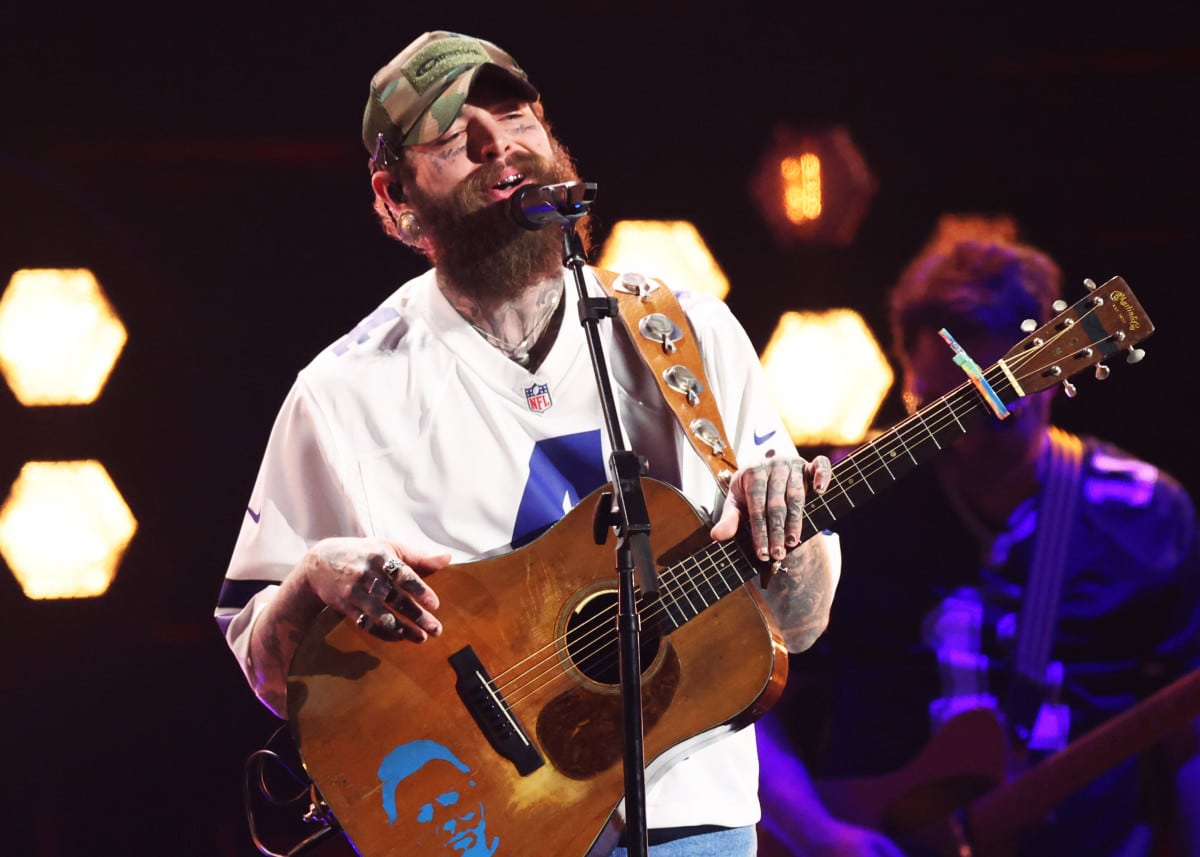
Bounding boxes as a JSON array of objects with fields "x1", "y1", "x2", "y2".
[{"x1": 288, "y1": 277, "x2": 1154, "y2": 856}]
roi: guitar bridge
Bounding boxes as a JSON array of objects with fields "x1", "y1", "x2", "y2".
[{"x1": 449, "y1": 645, "x2": 544, "y2": 776}]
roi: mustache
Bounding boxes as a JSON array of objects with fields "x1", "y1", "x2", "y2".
[{"x1": 463, "y1": 151, "x2": 559, "y2": 199}]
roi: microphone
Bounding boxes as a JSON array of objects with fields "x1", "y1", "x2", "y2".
[{"x1": 508, "y1": 181, "x2": 598, "y2": 230}]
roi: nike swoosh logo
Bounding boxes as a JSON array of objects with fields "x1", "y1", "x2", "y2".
[
  {"x1": 246, "y1": 506, "x2": 262, "y2": 523},
  {"x1": 754, "y1": 429, "x2": 777, "y2": 445}
]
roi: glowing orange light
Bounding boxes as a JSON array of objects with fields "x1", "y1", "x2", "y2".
[
  {"x1": 781, "y1": 154, "x2": 823, "y2": 223},
  {"x1": 760, "y1": 309, "x2": 894, "y2": 446},
  {"x1": 0, "y1": 460, "x2": 137, "y2": 599},
  {"x1": 597, "y1": 220, "x2": 730, "y2": 300},
  {"x1": 0, "y1": 268, "x2": 127, "y2": 405},
  {"x1": 750, "y1": 125, "x2": 876, "y2": 247}
]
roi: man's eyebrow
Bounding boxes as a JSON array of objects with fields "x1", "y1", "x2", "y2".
[{"x1": 482, "y1": 96, "x2": 527, "y2": 114}]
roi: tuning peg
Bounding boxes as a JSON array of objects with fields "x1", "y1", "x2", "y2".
[
  {"x1": 1062, "y1": 379, "x2": 1077, "y2": 398},
  {"x1": 1094, "y1": 364, "x2": 1110, "y2": 380},
  {"x1": 1127, "y1": 347, "x2": 1146, "y2": 364},
  {"x1": 1052, "y1": 299, "x2": 1068, "y2": 313},
  {"x1": 1020, "y1": 318, "x2": 1037, "y2": 333},
  {"x1": 1083, "y1": 278, "x2": 1098, "y2": 290}
]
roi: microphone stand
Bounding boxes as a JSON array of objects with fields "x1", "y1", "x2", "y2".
[{"x1": 519, "y1": 182, "x2": 657, "y2": 857}]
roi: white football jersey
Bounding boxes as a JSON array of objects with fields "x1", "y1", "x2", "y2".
[{"x1": 217, "y1": 265, "x2": 803, "y2": 836}]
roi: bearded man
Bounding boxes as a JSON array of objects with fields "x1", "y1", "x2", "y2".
[{"x1": 216, "y1": 30, "x2": 841, "y2": 857}]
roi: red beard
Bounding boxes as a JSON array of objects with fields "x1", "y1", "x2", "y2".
[{"x1": 406, "y1": 145, "x2": 589, "y2": 304}]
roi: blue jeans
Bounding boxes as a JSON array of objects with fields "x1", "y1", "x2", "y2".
[{"x1": 607, "y1": 825, "x2": 757, "y2": 856}]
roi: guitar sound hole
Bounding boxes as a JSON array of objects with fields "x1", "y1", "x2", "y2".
[{"x1": 565, "y1": 590, "x2": 661, "y2": 686}]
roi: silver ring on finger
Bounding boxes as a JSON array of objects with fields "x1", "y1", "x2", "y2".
[
  {"x1": 382, "y1": 557, "x2": 404, "y2": 579},
  {"x1": 355, "y1": 612, "x2": 371, "y2": 629},
  {"x1": 368, "y1": 577, "x2": 393, "y2": 600}
]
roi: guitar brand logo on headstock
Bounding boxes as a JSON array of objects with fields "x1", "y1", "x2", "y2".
[{"x1": 1109, "y1": 290, "x2": 1143, "y2": 332}]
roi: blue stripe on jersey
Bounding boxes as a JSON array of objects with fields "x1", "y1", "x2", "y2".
[
  {"x1": 216, "y1": 577, "x2": 276, "y2": 609},
  {"x1": 512, "y1": 429, "x2": 606, "y2": 549}
]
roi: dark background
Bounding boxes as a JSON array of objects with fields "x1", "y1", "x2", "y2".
[{"x1": 2, "y1": 3, "x2": 1197, "y2": 855}]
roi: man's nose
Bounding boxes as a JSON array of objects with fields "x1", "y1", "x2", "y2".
[{"x1": 469, "y1": 115, "x2": 512, "y2": 162}]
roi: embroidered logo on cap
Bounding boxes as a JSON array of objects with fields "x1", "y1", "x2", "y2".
[{"x1": 402, "y1": 38, "x2": 491, "y2": 94}]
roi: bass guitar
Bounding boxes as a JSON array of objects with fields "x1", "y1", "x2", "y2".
[
  {"x1": 287, "y1": 277, "x2": 1154, "y2": 857},
  {"x1": 802, "y1": 667, "x2": 1200, "y2": 857}
]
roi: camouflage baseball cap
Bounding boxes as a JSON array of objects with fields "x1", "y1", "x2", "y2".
[{"x1": 362, "y1": 31, "x2": 540, "y2": 159}]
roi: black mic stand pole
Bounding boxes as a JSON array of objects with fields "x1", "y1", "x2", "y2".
[{"x1": 539, "y1": 182, "x2": 657, "y2": 857}]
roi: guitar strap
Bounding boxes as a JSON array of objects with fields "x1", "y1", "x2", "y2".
[
  {"x1": 1005, "y1": 426, "x2": 1084, "y2": 748},
  {"x1": 591, "y1": 268, "x2": 740, "y2": 487}
]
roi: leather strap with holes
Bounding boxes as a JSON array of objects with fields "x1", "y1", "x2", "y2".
[{"x1": 592, "y1": 267, "x2": 739, "y2": 487}]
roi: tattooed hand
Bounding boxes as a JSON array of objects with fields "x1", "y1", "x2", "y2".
[
  {"x1": 709, "y1": 455, "x2": 839, "y2": 653},
  {"x1": 248, "y1": 537, "x2": 450, "y2": 717},
  {"x1": 760, "y1": 533, "x2": 842, "y2": 653},
  {"x1": 298, "y1": 537, "x2": 447, "y2": 641},
  {"x1": 709, "y1": 454, "x2": 833, "y2": 562}
]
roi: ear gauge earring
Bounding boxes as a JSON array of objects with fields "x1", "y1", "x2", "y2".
[{"x1": 397, "y1": 211, "x2": 422, "y2": 246}]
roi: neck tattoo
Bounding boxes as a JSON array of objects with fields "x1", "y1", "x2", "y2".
[{"x1": 471, "y1": 287, "x2": 563, "y2": 366}]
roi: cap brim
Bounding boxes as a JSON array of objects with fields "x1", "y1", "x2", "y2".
[{"x1": 401, "y1": 64, "x2": 540, "y2": 146}]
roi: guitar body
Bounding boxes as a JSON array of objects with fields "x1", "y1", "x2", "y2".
[{"x1": 288, "y1": 477, "x2": 786, "y2": 857}]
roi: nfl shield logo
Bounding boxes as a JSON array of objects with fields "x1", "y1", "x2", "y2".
[{"x1": 524, "y1": 382, "x2": 553, "y2": 413}]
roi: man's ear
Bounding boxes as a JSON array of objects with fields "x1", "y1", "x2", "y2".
[{"x1": 370, "y1": 171, "x2": 406, "y2": 208}]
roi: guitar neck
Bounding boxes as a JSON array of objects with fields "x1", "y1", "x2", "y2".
[
  {"x1": 800, "y1": 377, "x2": 1001, "y2": 540},
  {"x1": 800, "y1": 277, "x2": 1152, "y2": 542},
  {"x1": 660, "y1": 278, "x2": 1154, "y2": 631},
  {"x1": 657, "y1": 374, "x2": 1002, "y2": 630},
  {"x1": 966, "y1": 668, "x2": 1200, "y2": 849}
]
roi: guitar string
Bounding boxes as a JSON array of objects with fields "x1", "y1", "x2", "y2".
[
  {"x1": 494, "y1": 536, "x2": 759, "y2": 709},
  {"x1": 769, "y1": 296, "x2": 1117, "y2": 534},
  {"x1": 493, "y1": 320, "x2": 1074, "y2": 711},
  {"x1": 489, "y1": 300, "x2": 1117, "y2": 709},
  {"x1": 493, "y1": 304, "x2": 1102, "y2": 708}
]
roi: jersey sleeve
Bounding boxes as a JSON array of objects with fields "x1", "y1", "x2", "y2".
[{"x1": 213, "y1": 377, "x2": 364, "y2": 701}]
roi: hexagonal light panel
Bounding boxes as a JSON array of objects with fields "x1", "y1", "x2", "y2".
[
  {"x1": 0, "y1": 268, "x2": 127, "y2": 405},
  {"x1": 597, "y1": 220, "x2": 730, "y2": 300},
  {"x1": 750, "y1": 125, "x2": 877, "y2": 249},
  {"x1": 0, "y1": 460, "x2": 137, "y2": 599},
  {"x1": 760, "y1": 309, "x2": 894, "y2": 446}
]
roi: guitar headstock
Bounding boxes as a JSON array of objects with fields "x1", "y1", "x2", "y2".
[{"x1": 1001, "y1": 276, "x2": 1154, "y2": 397}]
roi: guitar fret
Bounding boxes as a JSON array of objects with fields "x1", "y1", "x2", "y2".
[
  {"x1": 695, "y1": 551, "x2": 725, "y2": 604},
  {"x1": 894, "y1": 423, "x2": 918, "y2": 465},
  {"x1": 809, "y1": 487, "x2": 841, "y2": 520},
  {"x1": 944, "y1": 397, "x2": 967, "y2": 433},
  {"x1": 661, "y1": 558, "x2": 708, "y2": 629},
  {"x1": 673, "y1": 555, "x2": 704, "y2": 618},
  {"x1": 913, "y1": 408, "x2": 943, "y2": 451},
  {"x1": 846, "y1": 453, "x2": 876, "y2": 496},
  {"x1": 658, "y1": 569, "x2": 690, "y2": 629},
  {"x1": 716, "y1": 541, "x2": 753, "y2": 591},
  {"x1": 868, "y1": 440, "x2": 896, "y2": 482}
]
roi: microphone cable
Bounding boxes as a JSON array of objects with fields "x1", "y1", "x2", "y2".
[{"x1": 242, "y1": 724, "x2": 346, "y2": 857}]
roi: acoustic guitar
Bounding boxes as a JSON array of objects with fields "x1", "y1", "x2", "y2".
[{"x1": 287, "y1": 277, "x2": 1154, "y2": 856}]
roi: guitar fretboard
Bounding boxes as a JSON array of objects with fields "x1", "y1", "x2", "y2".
[{"x1": 651, "y1": 366, "x2": 1015, "y2": 631}]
